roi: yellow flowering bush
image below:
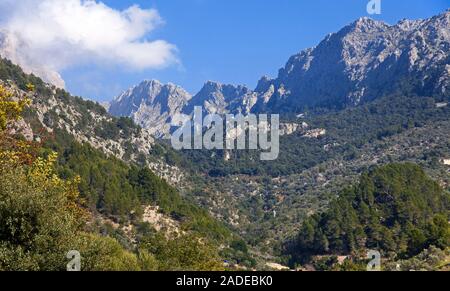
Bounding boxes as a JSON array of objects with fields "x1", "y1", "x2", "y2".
[
  {"x1": 0, "y1": 85, "x2": 145, "y2": 271},
  {"x1": 0, "y1": 84, "x2": 33, "y2": 165},
  {"x1": 0, "y1": 84, "x2": 30, "y2": 131}
]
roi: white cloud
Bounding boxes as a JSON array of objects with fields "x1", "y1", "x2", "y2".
[{"x1": 0, "y1": 0, "x2": 177, "y2": 87}]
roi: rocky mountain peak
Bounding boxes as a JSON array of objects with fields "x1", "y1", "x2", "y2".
[
  {"x1": 255, "y1": 76, "x2": 274, "y2": 92},
  {"x1": 349, "y1": 17, "x2": 388, "y2": 32},
  {"x1": 109, "y1": 80, "x2": 192, "y2": 138},
  {"x1": 253, "y1": 12, "x2": 450, "y2": 112},
  {"x1": 184, "y1": 81, "x2": 253, "y2": 115},
  {"x1": 202, "y1": 80, "x2": 222, "y2": 91},
  {"x1": 199, "y1": 81, "x2": 251, "y2": 96},
  {"x1": 111, "y1": 79, "x2": 191, "y2": 113}
]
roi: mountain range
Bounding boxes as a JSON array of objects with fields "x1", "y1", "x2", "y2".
[
  {"x1": 109, "y1": 80, "x2": 192, "y2": 138},
  {"x1": 0, "y1": 10, "x2": 449, "y2": 271},
  {"x1": 108, "y1": 10, "x2": 450, "y2": 136}
]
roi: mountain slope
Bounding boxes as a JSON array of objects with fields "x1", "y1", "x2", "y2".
[
  {"x1": 109, "y1": 80, "x2": 192, "y2": 138},
  {"x1": 177, "y1": 94, "x2": 450, "y2": 253},
  {"x1": 288, "y1": 163, "x2": 449, "y2": 267},
  {"x1": 255, "y1": 11, "x2": 450, "y2": 112},
  {"x1": 2, "y1": 10, "x2": 449, "y2": 270},
  {"x1": 183, "y1": 81, "x2": 258, "y2": 115},
  {"x1": 0, "y1": 58, "x2": 244, "y2": 270},
  {"x1": 104, "y1": 12, "x2": 450, "y2": 264}
]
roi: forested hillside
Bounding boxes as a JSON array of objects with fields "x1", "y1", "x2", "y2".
[
  {"x1": 169, "y1": 91, "x2": 450, "y2": 257},
  {"x1": 287, "y1": 163, "x2": 449, "y2": 270},
  {"x1": 0, "y1": 5, "x2": 448, "y2": 273},
  {"x1": 97, "y1": 12, "x2": 450, "y2": 268},
  {"x1": 1, "y1": 26, "x2": 449, "y2": 270},
  {"x1": 0, "y1": 59, "x2": 255, "y2": 270}
]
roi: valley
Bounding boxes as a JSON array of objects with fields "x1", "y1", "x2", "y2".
[{"x1": 0, "y1": 9, "x2": 448, "y2": 271}]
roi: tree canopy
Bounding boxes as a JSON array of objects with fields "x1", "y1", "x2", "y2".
[{"x1": 290, "y1": 163, "x2": 449, "y2": 263}]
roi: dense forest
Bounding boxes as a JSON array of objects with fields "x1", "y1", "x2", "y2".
[
  {"x1": 40, "y1": 129, "x2": 230, "y2": 242},
  {"x1": 288, "y1": 163, "x2": 449, "y2": 267}
]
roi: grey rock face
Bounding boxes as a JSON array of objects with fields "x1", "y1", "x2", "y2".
[
  {"x1": 254, "y1": 11, "x2": 450, "y2": 112},
  {"x1": 184, "y1": 81, "x2": 258, "y2": 115},
  {"x1": 110, "y1": 80, "x2": 259, "y2": 137},
  {"x1": 109, "y1": 80, "x2": 192, "y2": 138}
]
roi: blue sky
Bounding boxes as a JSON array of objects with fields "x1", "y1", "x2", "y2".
[{"x1": 58, "y1": 0, "x2": 449, "y2": 101}]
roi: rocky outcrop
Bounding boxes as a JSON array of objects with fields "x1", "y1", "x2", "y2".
[
  {"x1": 109, "y1": 80, "x2": 192, "y2": 138},
  {"x1": 254, "y1": 11, "x2": 450, "y2": 112},
  {"x1": 110, "y1": 80, "x2": 261, "y2": 137},
  {"x1": 183, "y1": 81, "x2": 258, "y2": 115}
]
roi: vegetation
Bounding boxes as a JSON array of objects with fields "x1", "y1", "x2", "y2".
[
  {"x1": 0, "y1": 58, "x2": 51, "y2": 97},
  {"x1": 45, "y1": 133, "x2": 141, "y2": 218},
  {"x1": 1, "y1": 56, "x2": 448, "y2": 271},
  {"x1": 0, "y1": 151, "x2": 140, "y2": 271},
  {"x1": 0, "y1": 84, "x2": 138, "y2": 270},
  {"x1": 138, "y1": 232, "x2": 225, "y2": 271},
  {"x1": 171, "y1": 90, "x2": 450, "y2": 261},
  {"x1": 172, "y1": 93, "x2": 450, "y2": 178},
  {"x1": 289, "y1": 163, "x2": 449, "y2": 265},
  {"x1": 384, "y1": 246, "x2": 449, "y2": 271},
  {"x1": 220, "y1": 239, "x2": 257, "y2": 268},
  {"x1": 40, "y1": 128, "x2": 231, "y2": 241},
  {"x1": 0, "y1": 84, "x2": 231, "y2": 270}
]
